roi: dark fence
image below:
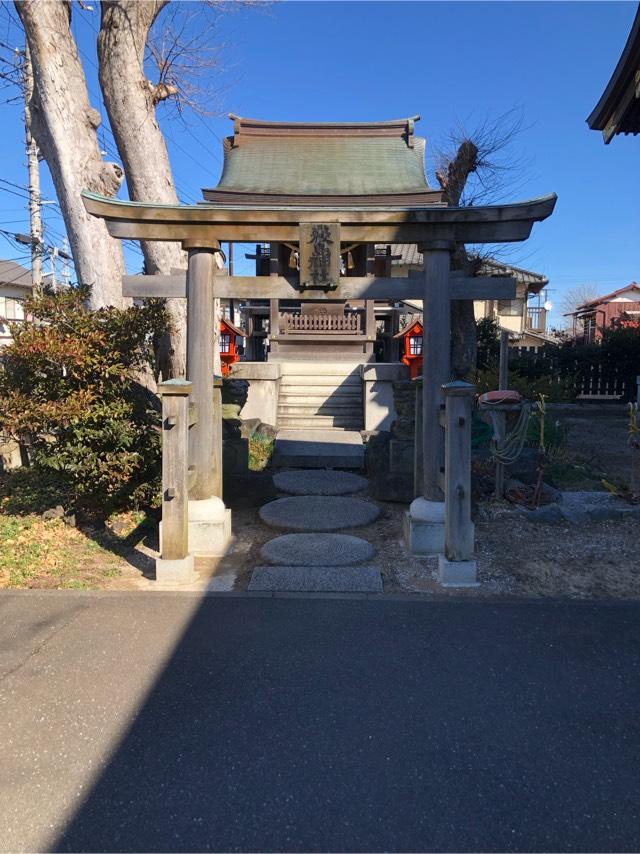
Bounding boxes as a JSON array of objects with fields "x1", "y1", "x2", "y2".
[{"x1": 508, "y1": 343, "x2": 638, "y2": 401}]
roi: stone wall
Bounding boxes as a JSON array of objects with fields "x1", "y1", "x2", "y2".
[
  {"x1": 361, "y1": 363, "x2": 409, "y2": 432},
  {"x1": 228, "y1": 362, "x2": 281, "y2": 427}
]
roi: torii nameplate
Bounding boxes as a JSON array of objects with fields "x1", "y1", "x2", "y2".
[{"x1": 299, "y1": 222, "x2": 341, "y2": 290}]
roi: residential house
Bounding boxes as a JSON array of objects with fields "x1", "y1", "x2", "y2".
[
  {"x1": 569, "y1": 282, "x2": 640, "y2": 342},
  {"x1": 387, "y1": 245, "x2": 553, "y2": 348},
  {"x1": 0, "y1": 260, "x2": 32, "y2": 347}
]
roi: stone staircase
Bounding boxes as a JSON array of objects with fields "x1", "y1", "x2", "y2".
[{"x1": 276, "y1": 361, "x2": 364, "y2": 430}]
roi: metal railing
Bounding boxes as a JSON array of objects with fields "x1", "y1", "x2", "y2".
[{"x1": 525, "y1": 306, "x2": 547, "y2": 333}]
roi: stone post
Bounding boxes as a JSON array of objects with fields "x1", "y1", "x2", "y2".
[
  {"x1": 156, "y1": 380, "x2": 196, "y2": 584},
  {"x1": 404, "y1": 241, "x2": 452, "y2": 554},
  {"x1": 438, "y1": 381, "x2": 479, "y2": 587},
  {"x1": 183, "y1": 240, "x2": 231, "y2": 558}
]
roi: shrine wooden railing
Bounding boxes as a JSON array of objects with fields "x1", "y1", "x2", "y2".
[{"x1": 280, "y1": 312, "x2": 362, "y2": 335}]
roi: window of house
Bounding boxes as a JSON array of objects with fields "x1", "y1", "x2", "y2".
[
  {"x1": 0, "y1": 297, "x2": 25, "y2": 320},
  {"x1": 497, "y1": 298, "x2": 523, "y2": 317},
  {"x1": 409, "y1": 335, "x2": 422, "y2": 355},
  {"x1": 220, "y1": 333, "x2": 231, "y2": 353}
]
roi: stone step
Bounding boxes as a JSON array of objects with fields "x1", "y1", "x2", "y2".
[
  {"x1": 277, "y1": 417, "x2": 363, "y2": 430},
  {"x1": 276, "y1": 362, "x2": 364, "y2": 377},
  {"x1": 279, "y1": 389, "x2": 362, "y2": 399},
  {"x1": 273, "y1": 429, "x2": 365, "y2": 469},
  {"x1": 273, "y1": 470, "x2": 369, "y2": 496},
  {"x1": 260, "y1": 533, "x2": 375, "y2": 566},
  {"x1": 259, "y1": 495, "x2": 380, "y2": 531},
  {"x1": 248, "y1": 565, "x2": 383, "y2": 593},
  {"x1": 281, "y1": 382, "x2": 359, "y2": 391},
  {"x1": 278, "y1": 403, "x2": 362, "y2": 416},
  {"x1": 278, "y1": 403, "x2": 362, "y2": 414}
]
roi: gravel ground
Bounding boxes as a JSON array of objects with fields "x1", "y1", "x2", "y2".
[
  {"x1": 228, "y1": 491, "x2": 639, "y2": 600},
  {"x1": 107, "y1": 407, "x2": 638, "y2": 599},
  {"x1": 230, "y1": 408, "x2": 639, "y2": 599}
]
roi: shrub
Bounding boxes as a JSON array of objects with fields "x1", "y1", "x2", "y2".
[
  {"x1": 0, "y1": 286, "x2": 170, "y2": 517},
  {"x1": 475, "y1": 365, "x2": 576, "y2": 402},
  {"x1": 476, "y1": 316, "x2": 500, "y2": 371},
  {"x1": 248, "y1": 432, "x2": 275, "y2": 471}
]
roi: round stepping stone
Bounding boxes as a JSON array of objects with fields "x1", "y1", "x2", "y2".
[
  {"x1": 274, "y1": 469, "x2": 368, "y2": 496},
  {"x1": 261, "y1": 533, "x2": 375, "y2": 566},
  {"x1": 259, "y1": 495, "x2": 380, "y2": 532}
]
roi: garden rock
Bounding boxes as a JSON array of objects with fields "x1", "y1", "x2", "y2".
[
  {"x1": 239, "y1": 418, "x2": 262, "y2": 439},
  {"x1": 558, "y1": 490, "x2": 633, "y2": 524},
  {"x1": 257, "y1": 422, "x2": 278, "y2": 440},
  {"x1": 42, "y1": 505, "x2": 65, "y2": 521},
  {"x1": 516, "y1": 503, "x2": 564, "y2": 524}
]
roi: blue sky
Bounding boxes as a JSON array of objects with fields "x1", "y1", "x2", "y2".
[{"x1": 0, "y1": 1, "x2": 638, "y2": 326}]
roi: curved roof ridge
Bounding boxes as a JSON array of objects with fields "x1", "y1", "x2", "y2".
[
  {"x1": 228, "y1": 114, "x2": 421, "y2": 128},
  {"x1": 587, "y1": 7, "x2": 640, "y2": 140}
]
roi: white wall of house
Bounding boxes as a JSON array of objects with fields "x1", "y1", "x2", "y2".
[
  {"x1": 608, "y1": 289, "x2": 640, "y2": 302},
  {"x1": 0, "y1": 285, "x2": 29, "y2": 347}
]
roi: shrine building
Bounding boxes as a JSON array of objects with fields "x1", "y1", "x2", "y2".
[{"x1": 83, "y1": 113, "x2": 555, "y2": 583}]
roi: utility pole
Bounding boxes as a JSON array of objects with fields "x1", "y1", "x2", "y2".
[
  {"x1": 49, "y1": 245, "x2": 58, "y2": 290},
  {"x1": 61, "y1": 238, "x2": 71, "y2": 286},
  {"x1": 22, "y1": 44, "x2": 43, "y2": 293}
]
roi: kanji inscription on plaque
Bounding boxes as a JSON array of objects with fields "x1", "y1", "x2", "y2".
[{"x1": 299, "y1": 222, "x2": 340, "y2": 289}]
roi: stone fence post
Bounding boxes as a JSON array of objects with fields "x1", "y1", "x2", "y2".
[
  {"x1": 156, "y1": 379, "x2": 196, "y2": 584},
  {"x1": 438, "y1": 381, "x2": 478, "y2": 587}
]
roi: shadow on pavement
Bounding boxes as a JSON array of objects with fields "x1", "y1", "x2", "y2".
[{"x1": 55, "y1": 597, "x2": 640, "y2": 852}]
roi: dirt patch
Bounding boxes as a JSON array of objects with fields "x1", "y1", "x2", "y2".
[
  {"x1": 475, "y1": 503, "x2": 640, "y2": 598},
  {"x1": 546, "y1": 407, "x2": 632, "y2": 490}
]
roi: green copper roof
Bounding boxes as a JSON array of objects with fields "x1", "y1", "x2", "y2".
[
  {"x1": 216, "y1": 135, "x2": 429, "y2": 196},
  {"x1": 204, "y1": 116, "x2": 436, "y2": 201}
]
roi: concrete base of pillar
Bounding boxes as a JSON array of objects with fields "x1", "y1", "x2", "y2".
[
  {"x1": 155, "y1": 553, "x2": 196, "y2": 585},
  {"x1": 187, "y1": 497, "x2": 232, "y2": 556},
  {"x1": 403, "y1": 497, "x2": 445, "y2": 555},
  {"x1": 437, "y1": 555, "x2": 479, "y2": 588}
]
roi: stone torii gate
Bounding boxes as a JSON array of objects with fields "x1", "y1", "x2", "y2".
[{"x1": 82, "y1": 115, "x2": 556, "y2": 584}]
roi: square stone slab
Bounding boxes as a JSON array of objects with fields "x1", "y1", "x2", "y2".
[
  {"x1": 273, "y1": 469, "x2": 368, "y2": 496},
  {"x1": 274, "y1": 430, "x2": 364, "y2": 469},
  {"x1": 248, "y1": 566, "x2": 383, "y2": 593}
]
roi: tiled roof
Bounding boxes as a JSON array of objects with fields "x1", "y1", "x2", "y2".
[
  {"x1": 576, "y1": 282, "x2": 640, "y2": 310},
  {"x1": 386, "y1": 245, "x2": 548, "y2": 293},
  {"x1": 0, "y1": 260, "x2": 32, "y2": 288}
]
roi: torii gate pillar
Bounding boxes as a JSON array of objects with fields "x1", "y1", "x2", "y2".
[
  {"x1": 404, "y1": 241, "x2": 452, "y2": 554},
  {"x1": 183, "y1": 241, "x2": 231, "y2": 558}
]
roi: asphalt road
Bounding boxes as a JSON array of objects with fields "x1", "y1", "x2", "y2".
[{"x1": 1, "y1": 591, "x2": 639, "y2": 852}]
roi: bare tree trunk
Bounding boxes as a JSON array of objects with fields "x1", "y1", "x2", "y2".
[
  {"x1": 436, "y1": 140, "x2": 479, "y2": 379},
  {"x1": 16, "y1": 0, "x2": 126, "y2": 309},
  {"x1": 98, "y1": 0, "x2": 187, "y2": 377}
]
